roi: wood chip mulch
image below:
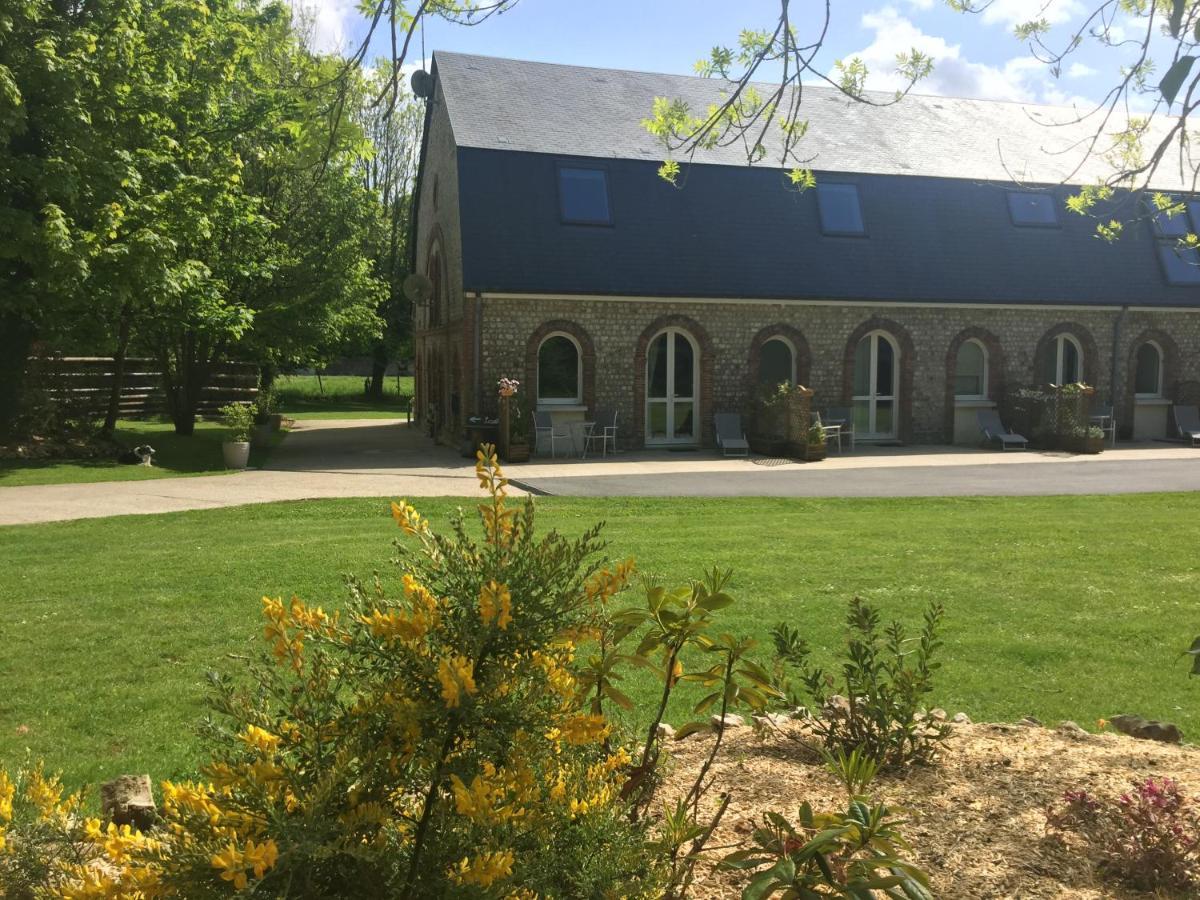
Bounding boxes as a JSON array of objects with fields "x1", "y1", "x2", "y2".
[{"x1": 656, "y1": 719, "x2": 1200, "y2": 899}]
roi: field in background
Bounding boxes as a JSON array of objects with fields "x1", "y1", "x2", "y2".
[{"x1": 275, "y1": 374, "x2": 414, "y2": 419}]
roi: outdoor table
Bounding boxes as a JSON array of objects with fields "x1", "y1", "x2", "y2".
[{"x1": 567, "y1": 421, "x2": 595, "y2": 457}]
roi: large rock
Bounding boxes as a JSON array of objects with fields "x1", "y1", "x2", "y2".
[
  {"x1": 951, "y1": 712, "x2": 972, "y2": 725},
  {"x1": 655, "y1": 722, "x2": 675, "y2": 741},
  {"x1": 1110, "y1": 714, "x2": 1183, "y2": 744},
  {"x1": 100, "y1": 775, "x2": 156, "y2": 831},
  {"x1": 710, "y1": 713, "x2": 745, "y2": 731}
]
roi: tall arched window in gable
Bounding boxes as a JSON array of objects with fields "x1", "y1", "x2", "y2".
[
  {"x1": 954, "y1": 339, "x2": 988, "y2": 399},
  {"x1": 537, "y1": 333, "x2": 582, "y2": 405},
  {"x1": 758, "y1": 337, "x2": 796, "y2": 387},
  {"x1": 426, "y1": 245, "x2": 444, "y2": 329}
]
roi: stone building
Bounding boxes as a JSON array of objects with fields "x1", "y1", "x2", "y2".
[{"x1": 410, "y1": 51, "x2": 1200, "y2": 449}]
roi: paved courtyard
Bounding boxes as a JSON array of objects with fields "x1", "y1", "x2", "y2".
[{"x1": 2, "y1": 418, "x2": 1200, "y2": 525}]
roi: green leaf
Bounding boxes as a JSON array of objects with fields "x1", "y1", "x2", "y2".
[
  {"x1": 742, "y1": 870, "x2": 780, "y2": 900},
  {"x1": 1160, "y1": 55, "x2": 1196, "y2": 105}
]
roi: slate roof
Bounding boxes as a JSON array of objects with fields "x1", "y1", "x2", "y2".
[
  {"x1": 429, "y1": 52, "x2": 1200, "y2": 309},
  {"x1": 435, "y1": 51, "x2": 1188, "y2": 189}
]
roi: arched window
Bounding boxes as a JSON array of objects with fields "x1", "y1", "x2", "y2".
[
  {"x1": 1134, "y1": 341, "x2": 1163, "y2": 397},
  {"x1": 427, "y1": 247, "x2": 444, "y2": 329},
  {"x1": 852, "y1": 330, "x2": 899, "y2": 439},
  {"x1": 954, "y1": 339, "x2": 988, "y2": 399},
  {"x1": 537, "y1": 333, "x2": 582, "y2": 404},
  {"x1": 758, "y1": 337, "x2": 796, "y2": 387},
  {"x1": 1042, "y1": 333, "x2": 1083, "y2": 385}
]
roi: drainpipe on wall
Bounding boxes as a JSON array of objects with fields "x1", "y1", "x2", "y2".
[
  {"x1": 474, "y1": 292, "x2": 483, "y2": 416},
  {"x1": 1110, "y1": 304, "x2": 1129, "y2": 408}
]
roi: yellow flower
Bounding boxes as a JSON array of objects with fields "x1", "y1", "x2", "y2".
[
  {"x1": 451, "y1": 849, "x2": 515, "y2": 887},
  {"x1": 479, "y1": 580, "x2": 513, "y2": 629},
  {"x1": 0, "y1": 770, "x2": 12, "y2": 822},
  {"x1": 239, "y1": 724, "x2": 282, "y2": 755},
  {"x1": 437, "y1": 655, "x2": 478, "y2": 708},
  {"x1": 212, "y1": 838, "x2": 278, "y2": 890},
  {"x1": 391, "y1": 500, "x2": 428, "y2": 535},
  {"x1": 555, "y1": 714, "x2": 610, "y2": 746},
  {"x1": 24, "y1": 765, "x2": 62, "y2": 821}
]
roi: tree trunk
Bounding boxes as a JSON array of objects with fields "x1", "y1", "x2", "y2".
[
  {"x1": 0, "y1": 314, "x2": 36, "y2": 438},
  {"x1": 368, "y1": 343, "x2": 389, "y2": 400},
  {"x1": 101, "y1": 300, "x2": 133, "y2": 439}
]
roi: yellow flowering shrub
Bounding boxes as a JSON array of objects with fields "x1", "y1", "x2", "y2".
[{"x1": 0, "y1": 445, "x2": 729, "y2": 897}]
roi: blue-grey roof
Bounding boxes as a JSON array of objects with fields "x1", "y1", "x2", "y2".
[
  {"x1": 435, "y1": 51, "x2": 1186, "y2": 189},
  {"x1": 433, "y1": 52, "x2": 1200, "y2": 309}
]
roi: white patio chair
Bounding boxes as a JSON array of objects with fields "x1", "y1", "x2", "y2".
[
  {"x1": 582, "y1": 409, "x2": 618, "y2": 458},
  {"x1": 533, "y1": 410, "x2": 571, "y2": 457}
]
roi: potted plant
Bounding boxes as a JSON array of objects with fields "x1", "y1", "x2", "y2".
[
  {"x1": 219, "y1": 401, "x2": 255, "y2": 469},
  {"x1": 497, "y1": 377, "x2": 531, "y2": 462},
  {"x1": 1082, "y1": 424, "x2": 1105, "y2": 454},
  {"x1": 254, "y1": 386, "x2": 281, "y2": 438},
  {"x1": 805, "y1": 421, "x2": 827, "y2": 462}
]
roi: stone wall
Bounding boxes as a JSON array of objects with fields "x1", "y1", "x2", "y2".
[
  {"x1": 477, "y1": 296, "x2": 1200, "y2": 447},
  {"x1": 412, "y1": 79, "x2": 471, "y2": 441}
]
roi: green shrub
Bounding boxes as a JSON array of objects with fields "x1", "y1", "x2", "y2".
[
  {"x1": 218, "y1": 402, "x2": 255, "y2": 442},
  {"x1": 772, "y1": 597, "x2": 949, "y2": 768}
]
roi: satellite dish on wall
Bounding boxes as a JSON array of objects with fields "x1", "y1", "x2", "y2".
[
  {"x1": 410, "y1": 69, "x2": 433, "y2": 99},
  {"x1": 403, "y1": 272, "x2": 433, "y2": 304}
]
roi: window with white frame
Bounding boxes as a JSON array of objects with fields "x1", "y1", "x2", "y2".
[
  {"x1": 758, "y1": 337, "x2": 796, "y2": 387},
  {"x1": 537, "y1": 333, "x2": 582, "y2": 404},
  {"x1": 1134, "y1": 341, "x2": 1163, "y2": 397},
  {"x1": 954, "y1": 339, "x2": 988, "y2": 399},
  {"x1": 1041, "y1": 333, "x2": 1083, "y2": 385}
]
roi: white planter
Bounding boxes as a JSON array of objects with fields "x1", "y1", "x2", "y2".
[{"x1": 222, "y1": 441, "x2": 251, "y2": 469}]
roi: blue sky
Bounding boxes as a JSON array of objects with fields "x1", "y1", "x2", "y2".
[{"x1": 301, "y1": 0, "x2": 1148, "y2": 109}]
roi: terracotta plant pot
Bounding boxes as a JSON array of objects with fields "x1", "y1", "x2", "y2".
[
  {"x1": 222, "y1": 441, "x2": 251, "y2": 469},
  {"x1": 1082, "y1": 436, "x2": 1105, "y2": 455},
  {"x1": 805, "y1": 442, "x2": 827, "y2": 462}
]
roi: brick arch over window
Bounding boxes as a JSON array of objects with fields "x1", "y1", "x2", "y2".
[
  {"x1": 943, "y1": 327, "x2": 1007, "y2": 442},
  {"x1": 1122, "y1": 327, "x2": 1180, "y2": 426},
  {"x1": 524, "y1": 320, "x2": 596, "y2": 411},
  {"x1": 1033, "y1": 322, "x2": 1099, "y2": 386},
  {"x1": 841, "y1": 317, "x2": 916, "y2": 443},
  {"x1": 633, "y1": 315, "x2": 715, "y2": 448},
  {"x1": 748, "y1": 324, "x2": 812, "y2": 390}
]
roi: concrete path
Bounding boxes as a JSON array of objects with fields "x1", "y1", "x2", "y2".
[{"x1": 2, "y1": 419, "x2": 1200, "y2": 525}]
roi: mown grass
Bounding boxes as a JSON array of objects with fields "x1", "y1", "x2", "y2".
[
  {"x1": 275, "y1": 374, "x2": 414, "y2": 419},
  {"x1": 0, "y1": 419, "x2": 283, "y2": 487},
  {"x1": 1, "y1": 493, "x2": 1198, "y2": 788}
]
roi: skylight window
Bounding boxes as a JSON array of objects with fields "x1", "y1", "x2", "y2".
[
  {"x1": 1149, "y1": 195, "x2": 1200, "y2": 284},
  {"x1": 816, "y1": 183, "x2": 865, "y2": 235},
  {"x1": 558, "y1": 166, "x2": 611, "y2": 225},
  {"x1": 1007, "y1": 191, "x2": 1058, "y2": 227}
]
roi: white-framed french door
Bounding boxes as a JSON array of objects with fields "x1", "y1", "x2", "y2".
[
  {"x1": 645, "y1": 328, "x2": 699, "y2": 445},
  {"x1": 852, "y1": 331, "x2": 899, "y2": 441}
]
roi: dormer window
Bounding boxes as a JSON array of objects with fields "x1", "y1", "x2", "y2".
[
  {"x1": 558, "y1": 166, "x2": 611, "y2": 225},
  {"x1": 816, "y1": 183, "x2": 865, "y2": 235},
  {"x1": 1007, "y1": 191, "x2": 1058, "y2": 227}
]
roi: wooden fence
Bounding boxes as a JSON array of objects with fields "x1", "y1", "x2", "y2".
[{"x1": 27, "y1": 356, "x2": 258, "y2": 419}]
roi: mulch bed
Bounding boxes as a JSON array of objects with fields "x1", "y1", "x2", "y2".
[{"x1": 659, "y1": 719, "x2": 1200, "y2": 898}]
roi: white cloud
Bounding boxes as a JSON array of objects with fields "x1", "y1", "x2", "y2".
[
  {"x1": 1066, "y1": 62, "x2": 1096, "y2": 79},
  {"x1": 980, "y1": 0, "x2": 1084, "y2": 30},
  {"x1": 905, "y1": 0, "x2": 934, "y2": 9},
  {"x1": 291, "y1": 0, "x2": 358, "y2": 55},
  {"x1": 850, "y1": 6, "x2": 1051, "y2": 102}
]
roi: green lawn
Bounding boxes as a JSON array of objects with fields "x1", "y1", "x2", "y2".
[
  {"x1": 1, "y1": 493, "x2": 1198, "y2": 788},
  {"x1": 0, "y1": 419, "x2": 283, "y2": 487},
  {"x1": 275, "y1": 374, "x2": 414, "y2": 419}
]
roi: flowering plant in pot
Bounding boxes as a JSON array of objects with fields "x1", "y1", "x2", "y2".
[
  {"x1": 497, "y1": 377, "x2": 530, "y2": 462},
  {"x1": 219, "y1": 401, "x2": 255, "y2": 469},
  {"x1": 805, "y1": 421, "x2": 827, "y2": 462}
]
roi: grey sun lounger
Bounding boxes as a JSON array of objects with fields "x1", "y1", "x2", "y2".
[
  {"x1": 713, "y1": 413, "x2": 750, "y2": 457},
  {"x1": 1174, "y1": 405, "x2": 1200, "y2": 446},
  {"x1": 977, "y1": 408, "x2": 1028, "y2": 450}
]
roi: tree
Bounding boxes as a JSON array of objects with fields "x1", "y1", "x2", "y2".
[{"x1": 356, "y1": 63, "x2": 423, "y2": 400}]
